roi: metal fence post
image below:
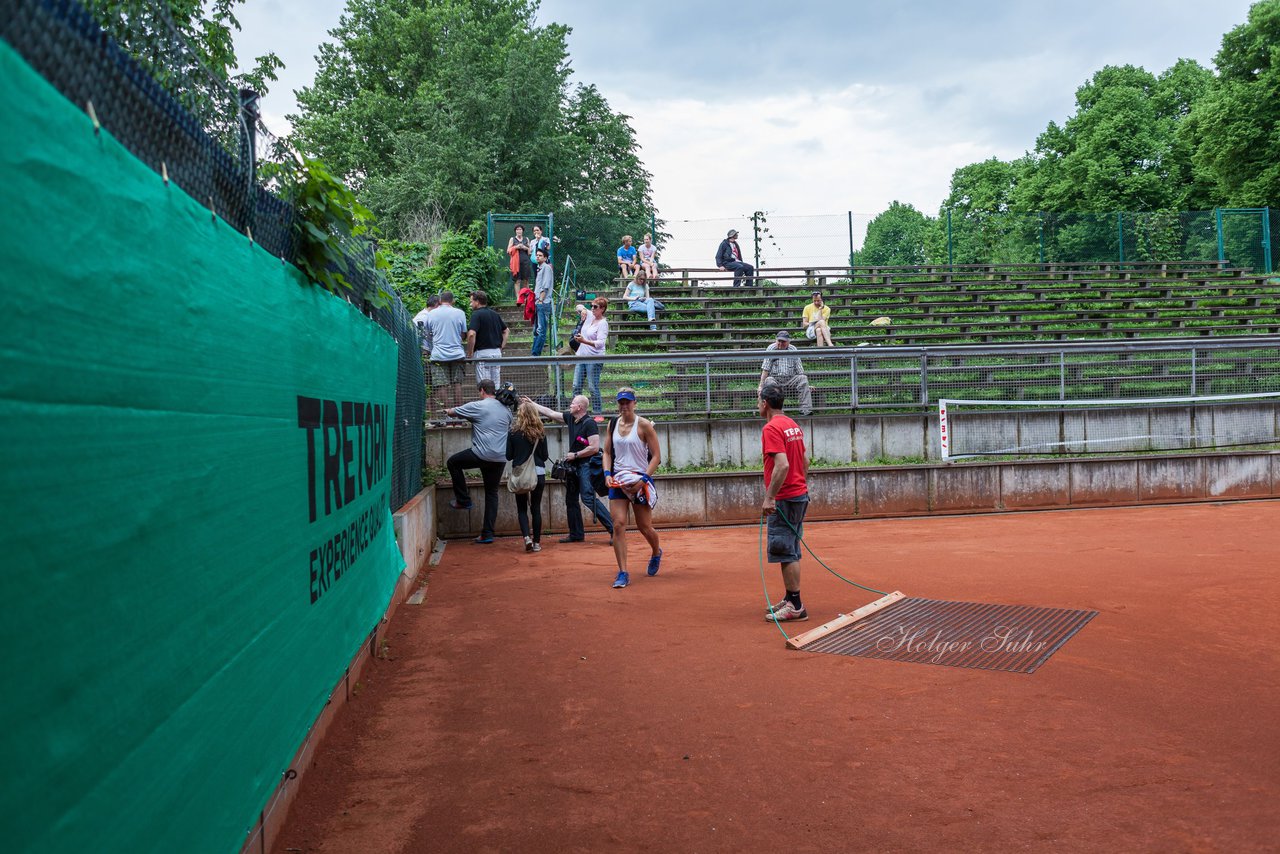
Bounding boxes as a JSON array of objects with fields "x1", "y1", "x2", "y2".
[
  {"x1": 547, "y1": 211, "x2": 556, "y2": 267},
  {"x1": 1039, "y1": 211, "x2": 1045, "y2": 265},
  {"x1": 920, "y1": 354, "x2": 929, "y2": 405},
  {"x1": 947, "y1": 209, "x2": 953, "y2": 269},
  {"x1": 704, "y1": 360, "x2": 711, "y2": 415},
  {"x1": 751, "y1": 211, "x2": 762, "y2": 273},
  {"x1": 1262, "y1": 206, "x2": 1273, "y2": 274},
  {"x1": 1059, "y1": 351, "x2": 1066, "y2": 400},
  {"x1": 1216, "y1": 208, "x2": 1225, "y2": 266},
  {"x1": 237, "y1": 88, "x2": 259, "y2": 235},
  {"x1": 850, "y1": 356, "x2": 858, "y2": 410},
  {"x1": 1190, "y1": 348, "x2": 1197, "y2": 396},
  {"x1": 847, "y1": 211, "x2": 855, "y2": 269}
]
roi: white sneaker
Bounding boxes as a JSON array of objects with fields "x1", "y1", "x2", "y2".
[{"x1": 765, "y1": 600, "x2": 808, "y2": 622}]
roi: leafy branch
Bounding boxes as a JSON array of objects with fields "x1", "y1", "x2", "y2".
[{"x1": 263, "y1": 155, "x2": 393, "y2": 309}]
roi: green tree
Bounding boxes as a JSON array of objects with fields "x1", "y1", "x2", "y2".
[
  {"x1": 381, "y1": 240, "x2": 435, "y2": 314},
  {"x1": 933, "y1": 158, "x2": 1030, "y2": 264},
  {"x1": 1011, "y1": 62, "x2": 1215, "y2": 261},
  {"x1": 421, "y1": 221, "x2": 506, "y2": 309},
  {"x1": 1017, "y1": 65, "x2": 1182, "y2": 213},
  {"x1": 554, "y1": 84, "x2": 659, "y2": 292},
  {"x1": 860, "y1": 202, "x2": 933, "y2": 266},
  {"x1": 292, "y1": 0, "x2": 572, "y2": 231},
  {"x1": 86, "y1": 0, "x2": 282, "y2": 138},
  {"x1": 292, "y1": 0, "x2": 661, "y2": 293},
  {"x1": 1189, "y1": 0, "x2": 1280, "y2": 206}
]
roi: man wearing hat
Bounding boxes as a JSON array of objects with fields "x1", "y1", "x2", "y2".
[
  {"x1": 759, "y1": 330, "x2": 813, "y2": 417},
  {"x1": 715, "y1": 228, "x2": 755, "y2": 288}
]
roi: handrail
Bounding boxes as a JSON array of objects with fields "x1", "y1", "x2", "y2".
[{"x1": 491, "y1": 334, "x2": 1280, "y2": 367}]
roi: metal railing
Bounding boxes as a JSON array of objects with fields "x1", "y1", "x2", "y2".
[{"x1": 476, "y1": 336, "x2": 1280, "y2": 421}]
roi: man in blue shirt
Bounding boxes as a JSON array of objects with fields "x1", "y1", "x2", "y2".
[
  {"x1": 446, "y1": 379, "x2": 514, "y2": 544},
  {"x1": 617, "y1": 235, "x2": 639, "y2": 279},
  {"x1": 423, "y1": 290, "x2": 467, "y2": 418}
]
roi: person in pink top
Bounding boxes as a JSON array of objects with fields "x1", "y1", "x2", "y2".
[{"x1": 637, "y1": 233, "x2": 659, "y2": 279}]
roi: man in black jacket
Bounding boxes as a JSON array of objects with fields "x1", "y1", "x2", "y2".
[{"x1": 715, "y1": 228, "x2": 754, "y2": 288}]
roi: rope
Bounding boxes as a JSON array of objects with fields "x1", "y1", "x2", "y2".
[
  {"x1": 759, "y1": 517, "x2": 791, "y2": 640},
  {"x1": 764, "y1": 507, "x2": 889, "y2": 595}
]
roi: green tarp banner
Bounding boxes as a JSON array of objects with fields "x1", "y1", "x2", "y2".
[{"x1": 0, "y1": 41, "x2": 403, "y2": 852}]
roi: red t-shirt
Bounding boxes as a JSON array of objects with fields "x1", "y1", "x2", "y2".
[{"x1": 762, "y1": 415, "x2": 808, "y2": 500}]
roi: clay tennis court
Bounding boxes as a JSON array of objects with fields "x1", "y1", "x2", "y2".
[{"x1": 273, "y1": 500, "x2": 1280, "y2": 852}]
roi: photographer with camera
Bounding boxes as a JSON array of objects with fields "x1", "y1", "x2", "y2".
[
  {"x1": 446, "y1": 379, "x2": 513, "y2": 544},
  {"x1": 521, "y1": 394, "x2": 614, "y2": 544}
]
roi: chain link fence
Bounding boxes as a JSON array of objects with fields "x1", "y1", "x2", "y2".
[
  {"x1": 2, "y1": 0, "x2": 424, "y2": 509},
  {"x1": 659, "y1": 213, "x2": 859, "y2": 271},
  {"x1": 654, "y1": 209, "x2": 1275, "y2": 276},
  {"x1": 479, "y1": 338, "x2": 1280, "y2": 422}
]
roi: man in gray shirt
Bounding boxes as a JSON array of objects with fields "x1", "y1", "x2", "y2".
[
  {"x1": 531, "y1": 248, "x2": 554, "y2": 356},
  {"x1": 758, "y1": 330, "x2": 813, "y2": 416},
  {"x1": 424, "y1": 290, "x2": 468, "y2": 417},
  {"x1": 446, "y1": 379, "x2": 513, "y2": 544}
]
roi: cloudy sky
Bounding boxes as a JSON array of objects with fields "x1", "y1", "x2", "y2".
[{"x1": 234, "y1": 0, "x2": 1258, "y2": 266}]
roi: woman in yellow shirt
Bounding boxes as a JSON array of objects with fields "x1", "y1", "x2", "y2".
[{"x1": 802, "y1": 291, "x2": 834, "y2": 346}]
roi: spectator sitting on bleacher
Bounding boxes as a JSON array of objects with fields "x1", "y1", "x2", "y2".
[
  {"x1": 617, "y1": 235, "x2": 639, "y2": 278},
  {"x1": 715, "y1": 228, "x2": 754, "y2": 288},
  {"x1": 802, "y1": 290, "x2": 834, "y2": 346},
  {"x1": 638, "y1": 233, "x2": 659, "y2": 279},
  {"x1": 623, "y1": 269, "x2": 666, "y2": 331},
  {"x1": 759, "y1": 330, "x2": 813, "y2": 417}
]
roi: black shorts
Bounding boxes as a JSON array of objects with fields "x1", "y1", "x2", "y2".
[{"x1": 767, "y1": 493, "x2": 809, "y2": 564}]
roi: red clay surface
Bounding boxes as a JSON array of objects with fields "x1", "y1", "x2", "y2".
[{"x1": 273, "y1": 501, "x2": 1280, "y2": 853}]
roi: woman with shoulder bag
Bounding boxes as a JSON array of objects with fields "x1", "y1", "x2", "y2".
[{"x1": 506, "y1": 401, "x2": 550, "y2": 552}]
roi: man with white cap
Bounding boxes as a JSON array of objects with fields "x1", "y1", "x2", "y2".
[
  {"x1": 759, "y1": 330, "x2": 813, "y2": 417},
  {"x1": 715, "y1": 228, "x2": 754, "y2": 288}
]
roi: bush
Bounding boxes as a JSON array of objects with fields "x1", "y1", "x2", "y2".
[
  {"x1": 386, "y1": 221, "x2": 505, "y2": 312},
  {"x1": 382, "y1": 240, "x2": 434, "y2": 315}
]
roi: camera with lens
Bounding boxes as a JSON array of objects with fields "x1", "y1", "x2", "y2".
[{"x1": 494, "y1": 381, "x2": 520, "y2": 411}]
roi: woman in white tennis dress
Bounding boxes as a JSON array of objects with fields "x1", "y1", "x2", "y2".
[{"x1": 602, "y1": 387, "x2": 663, "y2": 589}]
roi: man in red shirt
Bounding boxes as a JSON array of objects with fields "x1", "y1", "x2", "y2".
[{"x1": 759, "y1": 382, "x2": 810, "y2": 621}]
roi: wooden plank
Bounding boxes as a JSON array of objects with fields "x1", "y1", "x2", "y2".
[{"x1": 785, "y1": 590, "x2": 906, "y2": 650}]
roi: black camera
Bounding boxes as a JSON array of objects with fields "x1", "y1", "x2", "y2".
[{"x1": 494, "y1": 381, "x2": 520, "y2": 411}]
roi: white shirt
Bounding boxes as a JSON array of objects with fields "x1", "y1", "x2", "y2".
[
  {"x1": 578, "y1": 315, "x2": 609, "y2": 357},
  {"x1": 611, "y1": 418, "x2": 649, "y2": 474}
]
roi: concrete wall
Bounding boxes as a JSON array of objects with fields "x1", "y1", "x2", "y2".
[
  {"x1": 424, "y1": 413, "x2": 936, "y2": 469},
  {"x1": 435, "y1": 450, "x2": 1280, "y2": 538},
  {"x1": 391, "y1": 487, "x2": 436, "y2": 597},
  {"x1": 426, "y1": 402, "x2": 1279, "y2": 469}
]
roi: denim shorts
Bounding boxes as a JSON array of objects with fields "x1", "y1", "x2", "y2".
[{"x1": 766, "y1": 493, "x2": 809, "y2": 564}]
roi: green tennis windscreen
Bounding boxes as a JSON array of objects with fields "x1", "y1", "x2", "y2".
[{"x1": 0, "y1": 41, "x2": 403, "y2": 853}]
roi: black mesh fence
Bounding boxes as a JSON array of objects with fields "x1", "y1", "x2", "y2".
[{"x1": 1, "y1": 0, "x2": 425, "y2": 509}]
